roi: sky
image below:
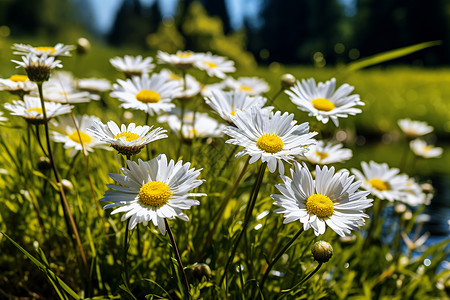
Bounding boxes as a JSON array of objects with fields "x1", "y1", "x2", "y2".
[
  {"x1": 90, "y1": 0, "x2": 263, "y2": 34},
  {"x1": 89, "y1": 0, "x2": 354, "y2": 34}
]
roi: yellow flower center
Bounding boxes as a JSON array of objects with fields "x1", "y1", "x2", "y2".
[
  {"x1": 9, "y1": 75, "x2": 28, "y2": 82},
  {"x1": 35, "y1": 46, "x2": 56, "y2": 54},
  {"x1": 26, "y1": 108, "x2": 43, "y2": 114},
  {"x1": 305, "y1": 194, "x2": 334, "y2": 218},
  {"x1": 256, "y1": 133, "x2": 284, "y2": 153},
  {"x1": 136, "y1": 90, "x2": 161, "y2": 103},
  {"x1": 424, "y1": 145, "x2": 433, "y2": 152},
  {"x1": 177, "y1": 53, "x2": 192, "y2": 58},
  {"x1": 311, "y1": 98, "x2": 335, "y2": 111},
  {"x1": 369, "y1": 178, "x2": 389, "y2": 191},
  {"x1": 230, "y1": 110, "x2": 236, "y2": 116},
  {"x1": 205, "y1": 61, "x2": 217, "y2": 68},
  {"x1": 68, "y1": 131, "x2": 92, "y2": 144},
  {"x1": 114, "y1": 132, "x2": 140, "y2": 142},
  {"x1": 316, "y1": 151, "x2": 329, "y2": 160},
  {"x1": 138, "y1": 181, "x2": 171, "y2": 207},
  {"x1": 240, "y1": 85, "x2": 252, "y2": 92},
  {"x1": 189, "y1": 128, "x2": 197, "y2": 135}
]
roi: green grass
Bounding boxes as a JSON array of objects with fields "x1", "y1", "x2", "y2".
[{"x1": 0, "y1": 38, "x2": 449, "y2": 299}]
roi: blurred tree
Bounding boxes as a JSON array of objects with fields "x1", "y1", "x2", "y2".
[
  {"x1": 147, "y1": 19, "x2": 185, "y2": 53},
  {"x1": 180, "y1": 1, "x2": 256, "y2": 68},
  {"x1": 108, "y1": 0, "x2": 162, "y2": 48},
  {"x1": 251, "y1": 0, "x2": 344, "y2": 64},
  {"x1": 354, "y1": 0, "x2": 450, "y2": 65},
  {"x1": 201, "y1": 0, "x2": 231, "y2": 34},
  {"x1": 0, "y1": 0, "x2": 89, "y2": 40}
]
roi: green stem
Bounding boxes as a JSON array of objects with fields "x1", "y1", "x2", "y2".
[
  {"x1": 280, "y1": 262, "x2": 323, "y2": 295},
  {"x1": 123, "y1": 219, "x2": 131, "y2": 287},
  {"x1": 267, "y1": 87, "x2": 284, "y2": 106},
  {"x1": 259, "y1": 227, "x2": 304, "y2": 292},
  {"x1": 165, "y1": 219, "x2": 190, "y2": 295},
  {"x1": 219, "y1": 162, "x2": 267, "y2": 286},
  {"x1": 198, "y1": 157, "x2": 250, "y2": 261},
  {"x1": 37, "y1": 82, "x2": 89, "y2": 278}
]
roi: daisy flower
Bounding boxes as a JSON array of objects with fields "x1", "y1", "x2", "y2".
[
  {"x1": 102, "y1": 154, "x2": 206, "y2": 234},
  {"x1": 157, "y1": 109, "x2": 226, "y2": 140},
  {"x1": 110, "y1": 55, "x2": 155, "y2": 78},
  {"x1": 286, "y1": 78, "x2": 364, "y2": 126},
  {"x1": 38, "y1": 72, "x2": 98, "y2": 103},
  {"x1": 398, "y1": 119, "x2": 433, "y2": 138},
  {"x1": 0, "y1": 75, "x2": 36, "y2": 95},
  {"x1": 12, "y1": 53, "x2": 62, "y2": 82},
  {"x1": 4, "y1": 96, "x2": 72, "y2": 124},
  {"x1": 301, "y1": 140, "x2": 352, "y2": 165},
  {"x1": 224, "y1": 106, "x2": 318, "y2": 173},
  {"x1": 51, "y1": 115, "x2": 110, "y2": 157},
  {"x1": 398, "y1": 178, "x2": 430, "y2": 206},
  {"x1": 225, "y1": 77, "x2": 270, "y2": 96},
  {"x1": 272, "y1": 163, "x2": 373, "y2": 236},
  {"x1": 77, "y1": 78, "x2": 112, "y2": 93},
  {"x1": 12, "y1": 43, "x2": 75, "y2": 57},
  {"x1": 204, "y1": 90, "x2": 268, "y2": 123},
  {"x1": 351, "y1": 161, "x2": 410, "y2": 201},
  {"x1": 157, "y1": 50, "x2": 200, "y2": 70},
  {"x1": 201, "y1": 81, "x2": 226, "y2": 98},
  {"x1": 111, "y1": 73, "x2": 182, "y2": 115},
  {"x1": 194, "y1": 52, "x2": 235, "y2": 79},
  {"x1": 410, "y1": 139, "x2": 443, "y2": 158},
  {"x1": 160, "y1": 69, "x2": 201, "y2": 100},
  {"x1": 88, "y1": 120, "x2": 168, "y2": 156}
]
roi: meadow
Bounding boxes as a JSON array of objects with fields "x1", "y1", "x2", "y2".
[{"x1": 0, "y1": 39, "x2": 449, "y2": 299}]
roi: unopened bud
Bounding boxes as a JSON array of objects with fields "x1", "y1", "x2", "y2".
[
  {"x1": 280, "y1": 73, "x2": 296, "y2": 89},
  {"x1": 311, "y1": 241, "x2": 333, "y2": 263},
  {"x1": 402, "y1": 211, "x2": 413, "y2": 221},
  {"x1": 60, "y1": 179, "x2": 74, "y2": 194},
  {"x1": 394, "y1": 204, "x2": 407, "y2": 215},
  {"x1": 188, "y1": 263, "x2": 212, "y2": 281},
  {"x1": 37, "y1": 157, "x2": 51, "y2": 171},
  {"x1": 76, "y1": 38, "x2": 91, "y2": 55}
]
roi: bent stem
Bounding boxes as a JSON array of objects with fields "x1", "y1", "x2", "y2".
[
  {"x1": 37, "y1": 82, "x2": 89, "y2": 277},
  {"x1": 280, "y1": 262, "x2": 323, "y2": 295},
  {"x1": 219, "y1": 162, "x2": 267, "y2": 286},
  {"x1": 267, "y1": 86, "x2": 284, "y2": 106},
  {"x1": 259, "y1": 227, "x2": 304, "y2": 292},
  {"x1": 199, "y1": 157, "x2": 250, "y2": 260},
  {"x1": 165, "y1": 219, "x2": 190, "y2": 295}
]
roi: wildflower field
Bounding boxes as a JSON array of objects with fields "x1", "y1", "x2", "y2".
[{"x1": 0, "y1": 40, "x2": 449, "y2": 299}]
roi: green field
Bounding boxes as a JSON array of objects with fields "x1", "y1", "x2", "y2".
[{"x1": 0, "y1": 39, "x2": 448, "y2": 299}]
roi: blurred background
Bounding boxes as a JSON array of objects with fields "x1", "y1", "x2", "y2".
[{"x1": 0, "y1": 0, "x2": 450, "y2": 67}]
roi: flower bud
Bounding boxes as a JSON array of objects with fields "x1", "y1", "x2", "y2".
[
  {"x1": 189, "y1": 263, "x2": 212, "y2": 281},
  {"x1": 37, "y1": 157, "x2": 51, "y2": 171},
  {"x1": 394, "y1": 203, "x2": 407, "y2": 214},
  {"x1": 311, "y1": 241, "x2": 333, "y2": 263},
  {"x1": 280, "y1": 73, "x2": 296, "y2": 89},
  {"x1": 76, "y1": 37, "x2": 91, "y2": 55},
  {"x1": 60, "y1": 179, "x2": 74, "y2": 194}
]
